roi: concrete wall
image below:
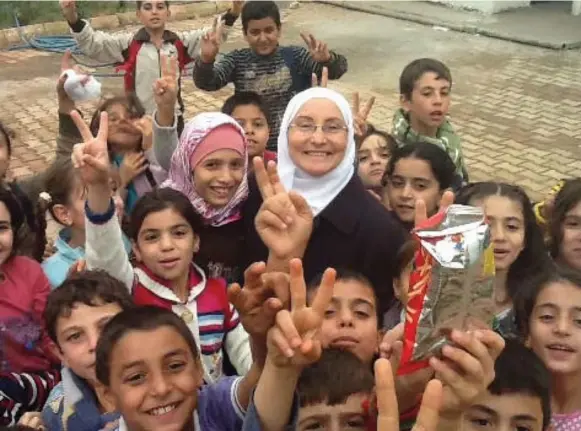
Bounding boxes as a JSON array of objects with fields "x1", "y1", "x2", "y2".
[{"x1": 430, "y1": 0, "x2": 530, "y2": 14}]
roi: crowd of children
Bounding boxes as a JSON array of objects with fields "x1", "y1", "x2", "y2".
[{"x1": 0, "y1": 0, "x2": 579, "y2": 430}]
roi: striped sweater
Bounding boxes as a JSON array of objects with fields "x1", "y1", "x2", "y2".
[
  {"x1": 194, "y1": 45, "x2": 348, "y2": 150},
  {"x1": 84, "y1": 199, "x2": 252, "y2": 384}
]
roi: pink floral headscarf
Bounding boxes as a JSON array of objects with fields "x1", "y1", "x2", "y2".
[{"x1": 162, "y1": 112, "x2": 249, "y2": 227}]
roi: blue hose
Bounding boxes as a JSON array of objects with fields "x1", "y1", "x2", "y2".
[{"x1": 6, "y1": 13, "x2": 122, "y2": 77}]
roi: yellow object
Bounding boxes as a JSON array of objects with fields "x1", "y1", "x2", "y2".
[{"x1": 482, "y1": 244, "x2": 496, "y2": 277}]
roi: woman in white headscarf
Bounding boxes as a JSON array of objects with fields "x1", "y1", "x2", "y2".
[{"x1": 243, "y1": 87, "x2": 407, "y2": 314}]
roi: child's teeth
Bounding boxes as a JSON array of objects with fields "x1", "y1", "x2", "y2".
[{"x1": 151, "y1": 404, "x2": 176, "y2": 416}]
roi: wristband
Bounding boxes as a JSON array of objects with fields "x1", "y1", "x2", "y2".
[{"x1": 85, "y1": 199, "x2": 116, "y2": 225}]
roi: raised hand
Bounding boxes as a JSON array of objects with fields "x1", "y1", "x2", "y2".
[
  {"x1": 375, "y1": 358, "x2": 443, "y2": 431},
  {"x1": 228, "y1": 262, "x2": 290, "y2": 337},
  {"x1": 119, "y1": 151, "x2": 148, "y2": 188},
  {"x1": 57, "y1": 49, "x2": 85, "y2": 109},
  {"x1": 153, "y1": 55, "x2": 178, "y2": 112},
  {"x1": 353, "y1": 92, "x2": 376, "y2": 139},
  {"x1": 267, "y1": 259, "x2": 334, "y2": 367},
  {"x1": 311, "y1": 66, "x2": 328, "y2": 88},
  {"x1": 254, "y1": 158, "x2": 313, "y2": 260},
  {"x1": 200, "y1": 16, "x2": 223, "y2": 63},
  {"x1": 133, "y1": 115, "x2": 153, "y2": 151},
  {"x1": 60, "y1": 0, "x2": 78, "y2": 23},
  {"x1": 231, "y1": 0, "x2": 243, "y2": 16},
  {"x1": 430, "y1": 329, "x2": 504, "y2": 416},
  {"x1": 67, "y1": 259, "x2": 87, "y2": 277},
  {"x1": 414, "y1": 190, "x2": 455, "y2": 228},
  {"x1": 70, "y1": 111, "x2": 110, "y2": 186},
  {"x1": 301, "y1": 32, "x2": 331, "y2": 63}
]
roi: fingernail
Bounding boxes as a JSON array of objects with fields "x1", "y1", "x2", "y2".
[{"x1": 285, "y1": 349, "x2": 294, "y2": 358}]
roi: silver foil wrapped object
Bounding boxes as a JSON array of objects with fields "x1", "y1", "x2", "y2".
[{"x1": 403, "y1": 204, "x2": 495, "y2": 364}]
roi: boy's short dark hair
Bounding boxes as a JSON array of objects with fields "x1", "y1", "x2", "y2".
[
  {"x1": 298, "y1": 348, "x2": 374, "y2": 407},
  {"x1": 399, "y1": 58, "x2": 452, "y2": 100},
  {"x1": 221, "y1": 91, "x2": 271, "y2": 125},
  {"x1": 241, "y1": 1, "x2": 281, "y2": 33},
  {"x1": 96, "y1": 306, "x2": 199, "y2": 386},
  {"x1": 136, "y1": 1, "x2": 169, "y2": 9},
  {"x1": 488, "y1": 339, "x2": 551, "y2": 431},
  {"x1": 44, "y1": 270, "x2": 135, "y2": 344},
  {"x1": 307, "y1": 269, "x2": 379, "y2": 323}
]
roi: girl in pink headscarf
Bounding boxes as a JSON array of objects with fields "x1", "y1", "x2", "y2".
[{"x1": 163, "y1": 112, "x2": 249, "y2": 284}]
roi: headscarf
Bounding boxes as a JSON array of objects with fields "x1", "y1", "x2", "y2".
[
  {"x1": 277, "y1": 87, "x2": 356, "y2": 216},
  {"x1": 162, "y1": 112, "x2": 249, "y2": 227}
]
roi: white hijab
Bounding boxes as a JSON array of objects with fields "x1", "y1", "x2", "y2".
[{"x1": 277, "y1": 87, "x2": 356, "y2": 216}]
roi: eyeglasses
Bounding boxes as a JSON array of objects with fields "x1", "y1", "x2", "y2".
[{"x1": 289, "y1": 123, "x2": 348, "y2": 135}]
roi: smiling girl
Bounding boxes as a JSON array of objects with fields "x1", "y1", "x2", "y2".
[
  {"x1": 162, "y1": 112, "x2": 249, "y2": 284},
  {"x1": 89, "y1": 95, "x2": 167, "y2": 216},
  {"x1": 356, "y1": 125, "x2": 394, "y2": 195},
  {"x1": 72, "y1": 111, "x2": 251, "y2": 384},
  {"x1": 0, "y1": 188, "x2": 60, "y2": 425},
  {"x1": 456, "y1": 182, "x2": 552, "y2": 338},
  {"x1": 549, "y1": 178, "x2": 581, "y2": 272},
  {"x1": 518, "y1": 266, "x2": 581, "y2": 430}
]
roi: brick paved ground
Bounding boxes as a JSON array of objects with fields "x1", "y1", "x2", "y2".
[{"x1": 1, "y1": 3, "x2": 581, "y2": 201}]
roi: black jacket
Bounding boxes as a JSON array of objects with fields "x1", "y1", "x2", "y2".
[{"x1": 243, "y1": 173, "x2": 407, "y2": 314}]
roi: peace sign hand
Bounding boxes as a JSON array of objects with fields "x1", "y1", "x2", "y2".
[
  {"x1": 267, "y1": 259, "x2": 334, "y2": 368},
  {"x1": 311, "y1": 66, "x2": 328, "y2": 88},
  {"x1": 200, "y1": 16, "x2": 223, "y2": 63},
  {"x1": 254, "y1": 158, "x2": 314, "y2": 260},
  {"x1": 154, "y1": 54, "x2": 178, "y2": 112},
  {"x1": 228, "y1": 261, "x2": 290, "y2": 337},
  {"x1": 375, "y1": 358, "x2": 443, "y2": 431},
  {"x1": 301, "y1": 32, "x2": 331, "y2": 63},
  {"x1": 70, "y1": 111, "x2": 111, "y2": 186},
  {"x1": 353, "y1": 92, "x2": 376, "y2": 139}
]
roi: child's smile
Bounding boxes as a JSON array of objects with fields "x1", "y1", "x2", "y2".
[{"x1": 106, "y1": 326, "x2": 202, "y2": 431}]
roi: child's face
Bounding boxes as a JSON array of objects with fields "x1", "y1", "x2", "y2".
[
  {"x1": 463, "y1": 391, "x2": 544, "y2": 431},
  {"x1": 231, "y1": 104, "x2": 270, "y2": 159},
  {"x1": 528, "y1": 280, "x2": 581, "y2": 376},
  {"x1": 387, "y1": 157, "x2": 442, "y2": 224},
  {"x1": 288, "y1": 99, "x2": 348, "y2": 177},
  {"x1": 107, "y1": 103, "x2": 143, "y2": 152},
  {"x1": 401, "y1": 72, "x2": 451, "y2": 133},
  {"x1": 191, "y1": 149, "x2": 245, "y2": 209},
  {"x1": 559, "y1": 200, "x2": 581, "y2": 272},
  {"x1": 52, "y1": 178, "x2": 87, "y2": 231},
  {"x1": 104, "y1": 326, "x2": 202, "y2": 431},
  {"x1": 56, "y1": 301, "x2": 123, "y2": 383},
  {"x1": 134, "y1": 208, "x2": 199, "y2": 283},
  {"x1": 244, "y1": 17, "x2": 281, "y2": 56},
  {"x1": 357, "y1": 134, "x2": 390, "y2": 190},
  {"x1": 0, "y1": 131, "x2": 10, "y2": 179},
  {"x1": 0, "y1": 202, "x2": 14, "y2": 266},
  {"x1": 314, "y1": 279, "x2": 379, "y2": 364},
  {"x1": 472, "y1": 195, "x2": 525, "y2": 272},
  {"x1": 393, "y1": 261, "x2": 413, "y2": 306},
  {"x1": 137, "y1": 1, "x2": 170, "y2": 31},
  {"x1": 298, "y1": 393, "x2": 369, "y2": 431}
]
